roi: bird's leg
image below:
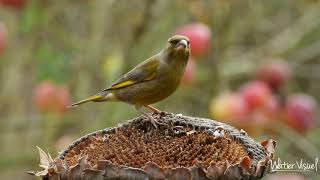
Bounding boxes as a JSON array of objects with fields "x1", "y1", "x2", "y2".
[
  {"x1": 145, "y1": 105, "x2": 162, "y2": 114},
  {"x1": 135, "y1": 105, "x2": 158, "y2": 128},
  {"x1": 145, "y1": 105, "x2": 167, "y2": 117}
]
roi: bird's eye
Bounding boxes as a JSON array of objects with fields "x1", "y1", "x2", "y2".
[{"x1": 169, "y1": 39, "x2": 179, "y2": 44}]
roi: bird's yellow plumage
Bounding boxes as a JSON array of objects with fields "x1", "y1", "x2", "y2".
[{"x1": 110, "y1": 80, "x2": 136, "y2": 89}]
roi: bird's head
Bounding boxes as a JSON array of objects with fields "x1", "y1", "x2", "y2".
[{"x1": 164, "y1": 35, "x2": 190, "y2": 61}]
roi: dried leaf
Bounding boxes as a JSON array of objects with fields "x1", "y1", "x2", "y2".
[
  {"x1": 260, "y1": 140, "x2": 269, "y2": 147},
  {"x1": 27, "y1": 169, "x2": 48, "y2": 177},
  {"x1": 240, "y1": 156, "x2": 252, "y2": 172},
  {"x1": 37, "y1": 146, "x2": 53, "y2": 169}
]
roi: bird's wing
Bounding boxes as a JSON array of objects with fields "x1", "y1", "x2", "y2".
[{"x1": 104, "y1": 56, "x2": 160, "y2": 91}]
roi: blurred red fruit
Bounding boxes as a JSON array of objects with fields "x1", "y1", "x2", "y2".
[
  {"x1": 0, "y1": 22, "x2": 8, "y2": 55},
  {"x1": 261, "y1": 95, "x2": 281, "y2": 119},
  {"x1": 251, "y1": 96, "x2": 281, "y2": 135},
  {"x1": 0, "y1": 0, "x2": 27, "y2": 9},
  {"x1": 209, "y1": 93, "x2": 250, "y2": 122},
  {"x1": 176, "y1": 23, "x2": 211, "y2": 57},
  {"x1": 240, "y1": 81, "x2": 272, "y2": 109},
  {"x1": 34, "y1": 81, "x2": 71, "y2": 114},
  {"x1": 285, "y1": 94, "x2": 317, "y2": 133},
  {"x1": 34, "y1": 81, "x2": 56, "y2": 112},
  {"x1": 56, "y1": 87, "x2": 71, "y2": 113},
  {"x1": 182, "y1": 58, "x2": 196, "y2": 86},
  {"x1": 257, "y1": 59, "x2": 291, "y2": 90}
]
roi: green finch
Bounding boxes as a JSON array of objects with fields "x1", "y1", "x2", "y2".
[{"x1": 69, "y1": 35, "x2": 190, "y2": 127}]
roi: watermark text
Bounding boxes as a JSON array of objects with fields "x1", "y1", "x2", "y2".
[{"x1": 271, "y1": 157, "x2": 318, "y2": 172}]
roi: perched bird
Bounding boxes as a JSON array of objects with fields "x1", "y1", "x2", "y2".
[{"x1": 69, "y1": 35, "x2": 190, "y2": 127}]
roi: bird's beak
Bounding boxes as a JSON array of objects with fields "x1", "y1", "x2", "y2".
[
  {"x1": 177, "y1": 39, "x2": 188, "y2": 49},
  {"x1": 178, "y1": 39, "x2": 188, "y2": 48}
]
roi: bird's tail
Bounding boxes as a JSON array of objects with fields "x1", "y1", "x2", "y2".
[{"x1": 67, "y1": 95, "x2": 104, "y2": 108}]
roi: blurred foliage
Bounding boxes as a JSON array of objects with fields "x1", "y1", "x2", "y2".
[{"x1": 0, "y1": 0, "x2": 319, "y2": 179}]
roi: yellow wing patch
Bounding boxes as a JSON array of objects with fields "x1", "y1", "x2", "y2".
[
  {"x1": 111, "y1": 80, "x2": 136, "y2": 89},
  {"x1": 109, "y1": 72, "x2": 157, "y2": 90},
  {"x1": 106, "y1": 57, "x2": 159, "y2": 91}
]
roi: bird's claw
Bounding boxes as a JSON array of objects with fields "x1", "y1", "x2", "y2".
[
  {"x1": 143, "y1": 113, "x2": 169, "y2": 129},
  {"x1": 159, "y1": 111, "x2": 167, "y2": 118},
  {"x1": 152, "y1": 110, "x2": 167, "y2": 118},
  {"x1": 141, "y1": 114, "x2": 158, "y2": 128}
]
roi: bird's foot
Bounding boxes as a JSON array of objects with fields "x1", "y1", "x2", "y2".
[
  {"x1": 142, "y1": 113, "x2": 169, "y2": 129},
  {"x1": 158, "y1": 111, "x2": 168, "y2": 118},
  {"x1": 152, "y1": 111, "x2": 167, "y2": 119},
  {"x1": 137, "y1": 105, "x2": 167, "y2": 128},
  {"x1": 142, "y1": 113, "x2": 158, "y2": 128}
]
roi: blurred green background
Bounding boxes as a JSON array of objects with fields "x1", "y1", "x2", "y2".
[{"x1": 0, "y1": 0, "x2": 319, "y2": 179}]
